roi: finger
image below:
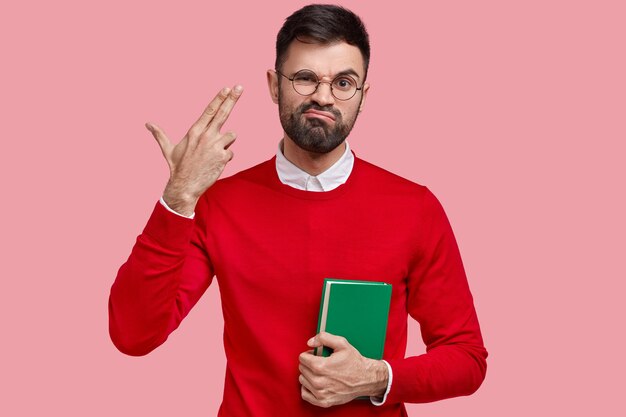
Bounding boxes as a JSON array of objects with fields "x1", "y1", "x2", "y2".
[
  {"x1": 299, "y1": 351, "x2": 324, "y2": 373},
  {"x1": 146, "y1": 122, "x2": 173, "y2": 160},
  {"x1": 209, "y1": 85, "x2": 243, "y2": 132},
  {"x1": 307, "y1": 335, "x2": 323, "y2": 348},
  {"x1": 299, "y1": 351, "x2": 315, "y2": 368},
  {"x1": 188, "y1": 87, "x2": 230, "y2": 136},
  {"x1": 219, "y1": 131, "x2": 237, "y2": 150},
  {"x1": 298, "y1": 361, "x2": 312, "y2": 374},
  {"x1": 303, "y1": 335, "x2": 320, "y2": 353},
  {"x1": 299, "y1": 373, "x2": 317, "y2": 395},
  {"x1": 312, "y1": 332, "x2": 349, "y2": 351},
  {"x1": 301, "y1": 385, "x2": 322, "y2": 406},
  {"x1": 298, "y1": 363, "x2": 316, "y2": 382}
]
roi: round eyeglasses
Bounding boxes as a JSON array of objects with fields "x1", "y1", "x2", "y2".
[{"x1": 276, "y1": 69, "x2": 363, "y2": 101}]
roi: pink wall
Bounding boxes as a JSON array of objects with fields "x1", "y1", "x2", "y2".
[{"x1": 2, "y1": 0, "x2": 624, "y2": 415}]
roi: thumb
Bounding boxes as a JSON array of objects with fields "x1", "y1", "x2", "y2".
[
  {"x1": 146, "y1": 122, "x2": 173, "y2": 161},
  {"x1": 308, "y1": 332, "x2": 350, "y2": 350}
]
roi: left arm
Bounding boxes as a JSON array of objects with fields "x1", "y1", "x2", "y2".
[
  {"x1": 298, "y1": 189, "x2": 487, "y2": 406},
  {"x1": 385, "y1": 188, "x2": 487, "y2": 403}
]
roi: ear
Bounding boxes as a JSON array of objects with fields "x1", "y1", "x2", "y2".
[
  {"x1": 267, "y1": 69, "x2": 279, "y2": 104},
  {"x1": 358, "y1": 82, "x2": 370, "y2": 113}
]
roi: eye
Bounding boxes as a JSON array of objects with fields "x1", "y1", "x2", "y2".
[
  {"x1": 293, "y1": 71, "x2": 318, "y2": 84},
  {"x1": 333, "y1": 77, "x2": 356, "y2": 91}
]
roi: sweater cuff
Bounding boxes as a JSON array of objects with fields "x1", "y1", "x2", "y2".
[
  {"x1": 160, "y1": 197, "x2": 195, "y2": 219},
  {"x1": 370, "y1": 360, "x2": 393, "y2": 406},
  {"x1": 384, "y1": 357, "x2": 425, "y2": 404},
  {"x1": 143, "y1": 200, "x2": 196, "y2": 250}
]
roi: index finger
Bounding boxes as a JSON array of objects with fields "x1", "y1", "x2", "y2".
[
  {"x1": 209, "y1": 85, "x2": 244, "y2": 132},
  {"x1": 189, "y1": 87, "x2": 231, "y2": 134},
  {"x1": 299, "y1": 350, "x2": 319, "y2": 368}
]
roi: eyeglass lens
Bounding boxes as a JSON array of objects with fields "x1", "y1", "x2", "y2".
[{"x1": 291, "y1": 70, "x2": 358, "y2": 100}]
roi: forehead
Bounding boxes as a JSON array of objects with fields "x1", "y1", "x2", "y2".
[{"x1": 282, "y1": 40, "x2": 365, "y2": 79}]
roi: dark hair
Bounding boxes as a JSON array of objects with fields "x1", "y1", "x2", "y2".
[{"x1": 275, "y1": 4, "x2": 370, "y2": 79}]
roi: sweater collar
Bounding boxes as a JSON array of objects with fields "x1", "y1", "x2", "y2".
[{"x1": 275, "y1": 140, "x2": 354, "y2": 192}]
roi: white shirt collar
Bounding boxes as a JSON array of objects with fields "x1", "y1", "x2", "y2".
[{"x1": 275, "y1": 140, "x2": 354, "y2": 192}]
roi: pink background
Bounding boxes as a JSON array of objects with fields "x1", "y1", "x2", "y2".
[{"x1": 2, "y1": 0, "x2": 624, "y2": 415}]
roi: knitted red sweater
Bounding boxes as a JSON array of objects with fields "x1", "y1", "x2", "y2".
[{"x1": 109, "y1": 154, "x2": 487, "y2": 417}]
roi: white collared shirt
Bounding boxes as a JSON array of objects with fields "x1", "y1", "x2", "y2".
[{"x1": 275, "y1": 140, "x2": 354, "y2": 191}]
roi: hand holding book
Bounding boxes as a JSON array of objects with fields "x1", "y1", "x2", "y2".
[
  {"x1": 298, "y1": 279, "x2": 392, "y2": 407},
  {"x1": 298, "y1": 331, "x2": 389, "y2": 407}
]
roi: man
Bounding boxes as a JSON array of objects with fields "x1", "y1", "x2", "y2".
[{"x1": 109, "y1": 4, "x2": 487, "y2": 416}]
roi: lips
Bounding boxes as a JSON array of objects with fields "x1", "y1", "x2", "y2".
[{"x1": 303, "y1": 109, "x2": 336, "y2": 122}]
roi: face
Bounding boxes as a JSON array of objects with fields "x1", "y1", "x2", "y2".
[{"x1": 268, "y1": 40, "x2": 370, "y2": 154}]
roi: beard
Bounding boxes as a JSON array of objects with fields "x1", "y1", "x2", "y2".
[{"x1": 278, "y1": 92, "x2": 361, "y2": 154}]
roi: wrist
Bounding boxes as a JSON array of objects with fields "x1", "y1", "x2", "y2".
[
  {"x1": 365, "y1": 359, "x2": 389, "y2": 398},
  {"x1": 162, "y1": 182, "x2": 198, "y2": 217}
]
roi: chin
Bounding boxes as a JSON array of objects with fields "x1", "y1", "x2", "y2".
[{"x1": 299, "y1": 137, "x2": 345, "y2": 155}]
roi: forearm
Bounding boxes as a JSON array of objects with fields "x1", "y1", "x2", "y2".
[
  {"x1": 386, "y1": 342, "x2": 487, "y2": 403},
  {"x1": 108, "y1": 201, "x2": 211, "y2": 356}
]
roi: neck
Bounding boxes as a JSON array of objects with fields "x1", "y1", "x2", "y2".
[{"x1": 282, "y1": 136, "x2": 346, "y2": 176}]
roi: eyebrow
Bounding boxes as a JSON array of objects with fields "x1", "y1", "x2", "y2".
[
  {"x1": 332, "y1": 68, "x2": 362, "y2": 80},
  {"x1": 297, "y1": 68, "x2": 362, "y2": 81}
]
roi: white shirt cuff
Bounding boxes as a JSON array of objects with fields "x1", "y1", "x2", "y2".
[
  {"x1": 159, "y1": 197, "x2": 195, "y2": 219},
  {"x1": 370, "y1": 360, "x2": 393, "y2": 406}
]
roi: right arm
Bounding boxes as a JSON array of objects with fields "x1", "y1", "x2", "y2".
[
  {"x1": 108, "y1": 86, "x2": 243, "y2": 355},
  {"x1": 108, "y1": 199, "x2": 212, "y2": 356}
]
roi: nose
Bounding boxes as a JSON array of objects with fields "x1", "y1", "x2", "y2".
[{"x1": 310, "y1": 81, "x2": 335, "y2": 107}]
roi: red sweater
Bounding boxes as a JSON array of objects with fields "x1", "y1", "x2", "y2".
[{"x1": 109, "y1": 155, "x2": 487, "y2": 417}]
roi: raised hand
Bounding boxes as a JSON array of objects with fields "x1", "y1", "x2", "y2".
[{"x1": 146, "y1": 85, "x2": 244, "y2": 216}]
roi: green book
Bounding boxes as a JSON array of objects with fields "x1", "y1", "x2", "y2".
[{"x1": 315, "y1": 278, "x2": 392, "y2": 359}]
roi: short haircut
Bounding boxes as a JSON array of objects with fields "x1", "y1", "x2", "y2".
[{"x1": 275, "y1": 4, "x2": 370, "y2": 79}]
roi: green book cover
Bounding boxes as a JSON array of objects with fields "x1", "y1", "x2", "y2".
[{"x1": 315, "y1": 278, "x2": 392, "y2": 359}]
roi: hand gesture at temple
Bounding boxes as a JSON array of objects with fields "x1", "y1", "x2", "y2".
[{"x1": 146, "y1": 85, "x2": 244, "y2": 216}]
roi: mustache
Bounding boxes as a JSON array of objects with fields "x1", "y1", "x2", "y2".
[{"x1": 298, "y1": 103, "x2": 341, "y2": 119}]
